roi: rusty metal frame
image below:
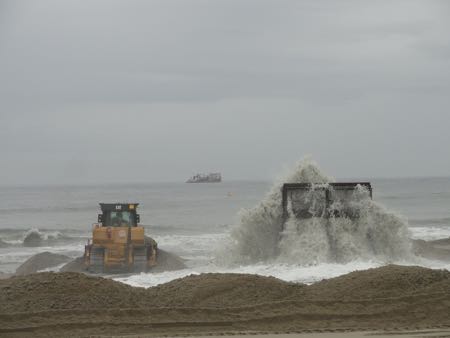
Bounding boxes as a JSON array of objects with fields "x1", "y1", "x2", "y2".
[{"x1": 281, "y1": 182, "x2": 372, "y2": 222}]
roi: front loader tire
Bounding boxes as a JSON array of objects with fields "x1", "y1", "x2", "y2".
[
  {"x1": 133, "y1": 247, "x2": 148, "y2": 273},
  {"x1": 89, "y1": 247, "x2": 104, "y2": 274}
]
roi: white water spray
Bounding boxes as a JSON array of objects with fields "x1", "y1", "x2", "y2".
[{"x1": 222, "y1": 158, "x2": 412, "y2": 265}]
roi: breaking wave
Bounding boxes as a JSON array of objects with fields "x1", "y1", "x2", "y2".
[
  {"x1": 220, "y1": 158, "x2": 412, "y2": 266},
  {"x1": 22, "y1": 228, "x2": 64, "y2": 247},
  {"x1": 0, "y1": 228, "x2": 86, "y2": 248}
]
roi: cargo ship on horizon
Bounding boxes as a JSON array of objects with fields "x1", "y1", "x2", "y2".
[{"x1": 186, "y1": 173, "x2": 222, "y2": 183}]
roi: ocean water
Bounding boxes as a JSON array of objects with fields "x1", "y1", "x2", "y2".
[{"x1": 1, "y1": 174, "x2": 450, "y2": 286}]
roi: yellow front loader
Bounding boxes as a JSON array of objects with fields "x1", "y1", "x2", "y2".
[{"x1": 84, "y1": 203, "x2": 157, "y2": 273}]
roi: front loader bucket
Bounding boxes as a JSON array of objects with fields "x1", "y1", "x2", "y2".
[{"x1": 281, "y1": 182, "x2": 372, "y2": 227}]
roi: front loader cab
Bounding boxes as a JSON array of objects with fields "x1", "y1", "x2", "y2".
[{"x1": 98, "y1": 203, "x2": 141, "y2": 227}]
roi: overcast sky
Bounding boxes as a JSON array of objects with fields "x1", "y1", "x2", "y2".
[{"x1": 1, "y1": 0, "x2": 450, "y2": 185}]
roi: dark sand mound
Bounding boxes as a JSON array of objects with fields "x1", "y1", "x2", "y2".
[
  {"x1": 147, "y1": 265, "x2": 450, "y2": 307},
  {"x1": 15, "y1": 252, "x2": 72, "y2": 276},
  {"x1": 0, "y1": 272, "x2": 301, "y2": 313},
  {"x1": 0, "y1": 272, "x2": 149, "y2": 313},
  {"x1": 1, "y1": 265, "x2": 450, "y2": 337},
  {"x1": 147, "y1": 273, "x2": 304, "y2": 307},
  {"x1": 58, "y1": 249, "x2": 186, "y2": 274},
  {"x1": 306, "y1": 264, "x2": 450, "y2": 300},
  {"x1": 428, "y1": 237, "x2": 450, "y2": 246},
  {"x1": 412, "y1": 237, "x2": 450, "y2": 261},
  {"x1": 152, "y1": 248, "x2": 187, "y2": 272},
  {"x1": 59, "y1": 256, "x2": 85, "y2": 273},
  {"x1": 145, "y1": 235, "x2": 187, "y2": 271}
]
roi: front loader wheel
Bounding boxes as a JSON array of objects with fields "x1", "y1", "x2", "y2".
[
  {"x1": 133, "y1": 247, "x2": 148, "y2": 273},
  {"x1": 89, "y1": 247, "x2": 104, "y2": 274}
]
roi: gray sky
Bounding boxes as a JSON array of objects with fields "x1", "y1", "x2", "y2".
[{"x1": 1, "y1": 0, "x2": 450, "y2": 185}]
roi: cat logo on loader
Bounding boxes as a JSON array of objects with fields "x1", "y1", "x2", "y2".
[{"x1": 84, "y1": 203, "x2": 158, "y2": 273}]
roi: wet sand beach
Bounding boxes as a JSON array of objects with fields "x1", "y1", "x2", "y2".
[
  {"x1": 1, "y1": 265, "x2": 450, "y2": 337},
  {"x1": 159, "y1": 331, "x2": 450, "y2": 338}
]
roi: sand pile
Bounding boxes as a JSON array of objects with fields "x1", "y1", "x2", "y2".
[
  {"x1": 146, "y1": 273, "x2": 305, "y2": 307},
  {"x1": 15, "y1": 252, "x2": 72, "y2": 275},
  {"x1": 59, "y1": 256, "x2": 85, "y2": 272},
  {"x1": 58, "y1": 249, "x2": 186, "y2": 274},
  {"x1": 428, "y1": 237, "x2": 450, "y2": 246},
  {"x1": 18, "y1": 247, "x2": 186, "y2": 276},
  {"x1": 0, "y1": 273, "x2": 296, "y2": 313},
  {"x1": 152, "y1": 248, "x2": 187, "y2": 272},
  {"x1": 412, "y1": 238, "x2": 450, "y2": 261},
  {"x1": 0, "y1": 272, "x2": 149, "y2": 313},
  {"x1": 147, "y1": 265, "x2": 450, "y2": 307},
  {"x1": 1, "y1": 265, "x2": 450, "y2": 337},
  {"x1": 306, "y1": 264, "x2": 450, "y2": 300}
]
